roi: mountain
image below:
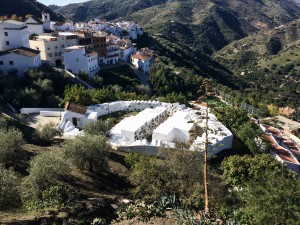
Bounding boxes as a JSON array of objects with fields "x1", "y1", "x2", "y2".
[
  {"x1": 48, "y1": 4, "x2": 61, "y2": 12},
  {"x1": 214, "y1": 20, "x2": 300, "y2": 107},
  {"x1": 57, "y1": 0, "x2": 300, "y2": 107},
  {"x1": 57, "y1": 0, "x2": 300, "y2": 53},
  {"x1": 0, "y1": 0, "x2": 64, "y2": 21}
]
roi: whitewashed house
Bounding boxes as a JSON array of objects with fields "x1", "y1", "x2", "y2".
[
  {"x1": 64, "y1": 46, "x2": 100, "y2": 77},
  {"x1": 117, "y1": 39, "x2": 136, "y2": 62},
  {"x1": 153, "y1": 111, "x2": 197, "y2": 143},
  {"x1": 105, "y1": 36, "x2": 120, "y2": 64},
  {"x1": 29, "y1": 32, "x2": 78, "y2": 66},
  {"x1": 131, "y1": 48, "x2": 154, "y2": 73},
  {"x1": 110, "y1": 107, "x2": 169, "y2": 144},
  {"x1": 25, "y1": 16, "x2": 44, "y2": 35},
  {"x1": 42, "y1": 13, "x2": 53, "y2": 31},
  {"x1": 0, "y1": 20, "x2": 29, "y2": 51},
  {"x1": 0, "y1": 47, "x2": 41, "y2": 76}
]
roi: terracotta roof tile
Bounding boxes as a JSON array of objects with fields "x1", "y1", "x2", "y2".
[
  {"x1": 0, "y1": 47, "x2": 40, "y2": 58},
  {"x1": 66, "y1": 103, "x2": 87, "y2": 115}
]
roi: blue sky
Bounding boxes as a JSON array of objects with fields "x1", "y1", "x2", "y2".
[{"x1": 38, "y1": 0, "x2": 88, "y2": 6}]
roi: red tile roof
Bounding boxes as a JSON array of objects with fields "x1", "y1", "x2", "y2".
[
  {"x1": 65, "y1": 102, "x2": 87, "y2": 115},
  {"x1": 0, "y1": 47, "x2": 40, "y2": 58}
]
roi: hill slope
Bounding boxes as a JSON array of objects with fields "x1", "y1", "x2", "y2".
[{"x1": 0, "y1": 0, "x2": 64, "y2": 21}]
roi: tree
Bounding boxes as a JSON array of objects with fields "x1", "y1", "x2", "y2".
[
  {"x1": 221, "y1": 154, "x2": 296, "y2": 188},
  {"x1": 83, "y1": 118, "x2": 116, "y2": 136},
  {"x1": 34, "y1": 122, "x2": 59, "y2": 145},
  {"x1": 236, "y1": 122, "x2": 268, "y2": 154},
  {"x1": 129, "y1": 149, "x2": 203, "y2": 202},
  {"x1": 62, "y1": 134, "x2": 110, "y2": 173},
  {"x1": 23, "y1": 150, "x2": 70, "y2": 199},
  {"x1": 0, "y1": 165, "x2": 21, "y2": 210},
  {"x1": 0, "y1": 128, "x2": 24, "y2": 166},
  {"x1": 240, "y1": 171, "x2": 300, "y2": 225}
]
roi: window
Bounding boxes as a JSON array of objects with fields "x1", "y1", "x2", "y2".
[
  {"x1": 48, "y1": 53, "x2": 52, "y2": 57},
  {"x1": 47, "y1": 47, "x2": 50, "y2": 50},
  {"x1": 55, "y1": 52, "x2": 58, "y2": 56},
  {"x1": 76, "y1": 58, "x2": 79, "y2": 62},
  {"x1": 55, "y1": 46, "x2": 58, "y2": 49},
  {"x1": 0, "y1": 61, "x2": 3, "y2": 65},
  {"x1": 6, "y1": 41, "x2": 9, "y2": 45},
  {"x1": 61, "y1": 45, "x2": 65, "y2": 48},
  {"x1": 9, "y1": 61, "x2": 13, "y2": 65},
  {"x1": 4, "y1": 32, "x2": 8, "y2": 36},
  {"x1": 59, "y1": 52, "x2": 61, "y2": 56}
]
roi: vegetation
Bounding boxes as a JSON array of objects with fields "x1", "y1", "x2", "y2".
[
  {"x1": 34, "y1": 122, "x2": 59, "y2": 145},
  {"x1": 0, "y1": 165, "x2": 21, "y2": 210},
  {"x1": 0, "y1": 0, "x2": 64, "y2": 21},
  {"x1": 63, "y1": 84, "x2": 148, "y2": 106},
  {"x1": 0, "y1": 65, "x2": 76, "y2": 109},
  {"x1": 62, "y1": 134, "x2": 110, "y2": 173},
  {"x1": 0, "y1": 127, "x2": 24, "y2": 167}
]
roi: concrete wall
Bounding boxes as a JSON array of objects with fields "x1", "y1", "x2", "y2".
[
  {"x1": 40, "y1": 111, "x2": 63, "y2": 117},
  {"x1": 20, "y1": 108, "x2": 64, "y2": 114},
  {"x1": 0, "y1": 53, "x2": 42, "y2": 76}
]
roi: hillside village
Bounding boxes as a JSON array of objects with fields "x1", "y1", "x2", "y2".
[
  {"x1": 0, "y1": 13, "x2": 153, "y2": 78},
  {"x1": 1, "y1": 4, "x2": 300, "y2": 225},
  {"x1": 1, "y1": 8, "x2": 300, "y2": 185}
]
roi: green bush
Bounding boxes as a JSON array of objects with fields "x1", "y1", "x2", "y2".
[
  {"x1": 62, "y1": 134, "x2": 110, "y2": 173},
  {"x1": 22, "y1": 150, "x2": 70, "y2": 207},
  {"x1": 0, "y1": 127, "x2": 24, "y2": 166},
  {"x1": 0, "y1": 165, "x2": 21, "y2": 210},
  {"x1": 34, "y1": 122, "x2": 59, "y2": 145}
]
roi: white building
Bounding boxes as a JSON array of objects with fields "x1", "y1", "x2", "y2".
[
  {"x1": 25, "y1": 16, "x2": 44, "y2": 35},
  {"x1": 190, "y1": 110, "x2": 233, "y2": 154},
  {"x1": 29, "y1": 32, "x2": 78, "y2": 66},
  {"x1": 117, "y1": 39, "x2": 136, "y2": 62},
  {"x1": 115, "y1": 21, "x2": 143, "y2": 40},
  {"x1": 0, "y1": 47, "x2": 41, "y2": 76},
  {"x1": 0, "y1": 20, "x2": 29, "y2": 51},
  {"x1": 153, "y1": 111, "x2": 197, "y2": 143},
  {"x1": 42, "y1": 13, "x2": 52, "y2": 31},
  {"x1": 105, "y1": 37, "x2": 120, "y2": 64},
  {"x1": 110, "y1": 107, "x2": 169, "y2": 144},
  {"x1": 64, "y1": 46, "x2": 100, "y2": 77},
  {"x1": 131, "y1": 48, "x2": 154, "y2": 73}
]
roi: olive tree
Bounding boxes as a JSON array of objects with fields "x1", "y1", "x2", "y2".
[
  {"x1": 0, "y1": 128, "x2": 24, "y2": 166},
  {"x1": 62, "y1": 134, "x2": 110, "y2": 173},
  {"x1": 0, "y1": 165, "x2": 21, "y2": 210}
]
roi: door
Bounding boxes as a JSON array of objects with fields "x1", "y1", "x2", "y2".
[{"x1": 72, "y1": 117, "x2": 77, "y2": 127}]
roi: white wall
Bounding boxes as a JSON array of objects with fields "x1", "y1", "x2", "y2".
[
  {"x1": 64, "y1": 48, "x2": 99, "y2": 77},
  {"x1": 0, "y1": 53, "x2": 41, "y2": 76},
  {"x1": 0, "y1": 22, "x2": 29, "y2": 51},
  {"x1": 27, "y1": 24, "x2": 44, "y2": 35},
  {"x1": 20, "y1": 108, "x2": 64, "y2": 114}
]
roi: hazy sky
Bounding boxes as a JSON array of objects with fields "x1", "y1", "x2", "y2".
[{"x1": 38, "y1": 0, "x2": 88, "y2": 6}]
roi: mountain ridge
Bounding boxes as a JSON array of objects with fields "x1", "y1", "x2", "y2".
[{"x1": 0, "y1": 0, "x2": 64, "y2": 21}]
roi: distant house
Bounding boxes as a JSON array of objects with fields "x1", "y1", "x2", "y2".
[
  {"x1": 0, "y1": 20, "x2": 29, "y2": 51},
  {"x1": 279, "y1": 106, "x2": 296, "y2": 117},
  {"x1": 131, "y1": 48, "x2": 154, "y2": 73},
  {"x1": 29, "y1": 32, "x2": 78, "y2": 66},
  {"x1": 117, "y1": 39, "x2": 136, "y2": 62},
  {"x1": 64, "y1": 46, "x2": 100, "y2": 77},
  {"x1": 25, "y1": 16, "x2": 44, "y2": 35},
  {"x1": 0, "y1": 47, "x2": 41, "y2": 76}
]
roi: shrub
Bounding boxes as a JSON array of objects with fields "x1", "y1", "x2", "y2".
[
  {"x1": 62, "y1": 134, "x2": 110, "y2": 173},
  {"x1": 22, "y1": 150, "x2": 70, "y2": 207},
  {"x1": 0, "y1": 127, "x2": 24, "y2": 166},
  {"x1": 34, "y1": 122, "x2": 59, "y2": 145},
  {"x1": 83, "y1": 118, "x2": 116, "y2": 136},
  {"x1": 0, "y1": 165, "x2": 21, "y2": 210}
]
